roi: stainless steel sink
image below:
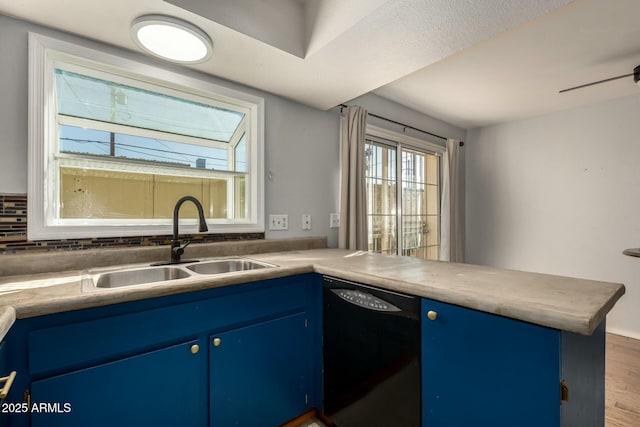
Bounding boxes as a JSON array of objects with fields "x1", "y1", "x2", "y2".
[
  {"x1": 186, "y1": 258, "x2": 274, "y2": 275},
  {"x1": 91, "y1": 266, "x2": 191, "y2": 289},
  {"x1": 81, "y1": 257, "x2": 276, "y2": 291}
]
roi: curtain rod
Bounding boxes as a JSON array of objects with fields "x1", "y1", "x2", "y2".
[{"x1": 338, "y1": 103, "x2": 464, "y2": 147}]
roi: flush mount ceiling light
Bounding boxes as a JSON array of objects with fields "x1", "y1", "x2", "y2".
[{"x1": 131, "y1": 15, "x2": 213, "y2": 64}]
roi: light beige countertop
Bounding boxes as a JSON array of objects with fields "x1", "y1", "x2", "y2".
[
  {"x1": 0, "y1": 306, "x2": 16, "y2": 343},
  {"x1": 0, "y1": 245, "x2": 625, "y2": 340}
]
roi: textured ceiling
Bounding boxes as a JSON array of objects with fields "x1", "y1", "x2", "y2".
[
  {"x1": 2, "y1": 0, "x2": 634, "y2": 130},
  {"x1": 375, "y1": 0, "x2": 640, "y2": 129}
]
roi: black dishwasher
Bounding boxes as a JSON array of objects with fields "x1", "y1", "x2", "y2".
[{"x1": 322, "y1": 276, "x2": 421, "y2": 426}]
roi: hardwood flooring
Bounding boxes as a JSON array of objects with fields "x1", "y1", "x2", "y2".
[{"x1": 606, "y1": 333, "x2": 640, "y2": 427}]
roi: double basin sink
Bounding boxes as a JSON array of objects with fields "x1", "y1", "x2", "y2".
[{"x1": 82, "y1": 258, "x2": 276, "y2": 291}]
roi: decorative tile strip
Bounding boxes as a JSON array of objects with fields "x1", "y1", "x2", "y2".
[{"x1": 0, "y1": 194, "x2": 264, "y2": 254}]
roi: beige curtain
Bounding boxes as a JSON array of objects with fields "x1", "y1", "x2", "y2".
[
  {"x1": 338, "y1": 106, "x2": 368, "y2": 250},
  {"x1": 440, "y1": 139, "x2": 463, "y2": 262}
]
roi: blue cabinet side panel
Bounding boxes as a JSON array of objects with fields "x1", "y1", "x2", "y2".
[
  {"x1": 30, "y1": 340, "x2": 206, "y2": 427},
  {"x1": 560, "y1": 321, "x2": 606, "y2": 427},
  {"x1": 210, "y1": 312, "x2": 311, "y2": 427},
  {"x1": 421, "y1": 299, "x2": 561, "y2": 427},
  {"x1": 308, "y1": 274, "x2": 323, "y2": 411}
]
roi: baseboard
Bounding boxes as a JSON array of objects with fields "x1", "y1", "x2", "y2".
[{"x1": 606, "y1": 327, "x2": 640, "y2": 341}]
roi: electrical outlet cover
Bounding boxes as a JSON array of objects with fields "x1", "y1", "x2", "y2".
[
  {"x1": 269, "y1": 214, "x2": 289, "y2": 230},
  {"x1": 302, "y1": 214, "x2": 311, "y2": 230},
  {"x1": 330, "y1": 213, "x2": 340, "y2": 228}
]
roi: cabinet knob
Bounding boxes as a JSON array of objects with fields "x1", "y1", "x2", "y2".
[
  {"x1": 190, "y1": 344, "x2": 200, "y2": 354},
  {"x1": 427, "y1": 310, "x2": 438, "y2": 321},
  {"x1": 213, "y1": 337, "x2": 221, "y2": 347}
]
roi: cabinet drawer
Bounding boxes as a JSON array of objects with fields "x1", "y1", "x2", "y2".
[{"x1": 29, "y1": 279, "x2": 309, "y2": 376}]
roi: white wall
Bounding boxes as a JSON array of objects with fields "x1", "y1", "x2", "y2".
[
  {"x1": 0, "y1": 14, "x2": 340, "y2": 246},
  {"x1": 349, "y1": 93, "x2": 466, "y2": 143},
  {"x1": 466, "y1": 94, "x2": 640, "y2": 339},
  {"x1": 0, "y1": 15, "x2": 29, "y2": 193},
  {"x1": 264, "y1": 96, "x2": 340, "y2": 243}
]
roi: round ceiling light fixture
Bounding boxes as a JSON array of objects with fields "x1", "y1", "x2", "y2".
[{"x1": 131, "y1": 15, "x2": 213, "y2": 64}]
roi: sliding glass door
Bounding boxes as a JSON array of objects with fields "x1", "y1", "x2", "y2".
[{"x1": 365, "y1": 135, "x2": 440, "y2": 260}]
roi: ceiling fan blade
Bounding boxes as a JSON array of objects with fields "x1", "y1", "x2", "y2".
[{"x1": 559, "y1": 72, "x2": 634, "y2": 93}]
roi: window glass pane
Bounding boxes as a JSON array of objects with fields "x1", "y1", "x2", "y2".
[
  {"x1": 55, "y1": 69, "x2": 245, "y2": 142},
  {"x1": 234, "y1": 176, "x2": 247, "y2": 219},
  {"x1": 60, "y1": 167, "x2": 232, "y2": 219},
  {"x1": 60, "y1": 125, "x2": 229, "y2": 170},
  {"x1": 365, "y1": 135, "x2": 440, "y2": 260},
  {"x1": 235, "y1": 133, "x2": 247, "y2": 172},
  {"x1": 53, "y1": 64, "x2": 251, "y2": 224},
  {"x1": 365, "y1": 142, "x2": 397, "y2": 255},
  {"x1": 401, "y1": 149, "x2": 439, "y2": 260},
  {"x1": 426, "y1": 153, "x2": 439, "y2": 185}
]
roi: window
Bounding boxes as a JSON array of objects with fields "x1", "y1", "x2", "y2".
[
  {"x1": 365, "y1": 126, "x2": 442, "y2": 260},
  {"x1": 28, "y1": 33, "x2": 264, "y2": 240}
]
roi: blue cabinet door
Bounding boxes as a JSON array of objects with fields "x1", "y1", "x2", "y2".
[
  {"x1": 30, "y1": 340, "x2": 206, "y2": 427},
  {"x1": 210, "y1": 312, "x2": 311, "y2": 427},
  {"x1": 422, "y1": 299, "x2": 561, "y2": 427}
]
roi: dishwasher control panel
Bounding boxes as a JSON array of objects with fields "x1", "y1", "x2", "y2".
[{"x1": 331, "y1": 289, "x2": 401, "y2": 312}]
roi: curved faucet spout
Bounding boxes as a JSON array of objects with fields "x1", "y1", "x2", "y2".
[
  {"x1": 173, "y1": 196, "x2": 209, "y2": 238},
  {"x1": 171, "y1": 196, "x2": 209, "y2": 263}
]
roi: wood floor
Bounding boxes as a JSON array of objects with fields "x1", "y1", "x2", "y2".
[{"x1": 606, "y1": 333, "x2": 640, "y2": 426}]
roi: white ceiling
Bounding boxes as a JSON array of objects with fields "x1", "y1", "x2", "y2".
[
  {"x1": 1, "y1": 0, "x2": 639, "y2": 130},
  {"x1": 376, "y1": 0, "x2": 640, "y2": 129}
]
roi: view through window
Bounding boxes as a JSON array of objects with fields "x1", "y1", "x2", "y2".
[
  {"x1": 55, "y1": 67, "x2": 248, "y2": 221},
  {"x1": 365, "y1": 134, "x2": 441, "y2": 260}
]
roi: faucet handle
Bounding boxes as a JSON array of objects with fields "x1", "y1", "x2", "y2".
[{"x1": 171, "y1": 240, "x2": 191, "y2": 261}]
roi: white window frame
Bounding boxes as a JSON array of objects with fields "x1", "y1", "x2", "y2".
[
  {"x1": 365, "y1": 125, "x2": 444, "y2": 257},
  {"x1": 28, "y1": 33, "x2": 265, "y2": 240}
]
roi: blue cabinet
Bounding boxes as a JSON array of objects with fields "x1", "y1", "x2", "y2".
[
  {"x1": 421, "y1": 298, "x2": 605, "y2": 427},
  {"x1": 31, "y1": 340, "x2": 205, "y2": 426},
  {"x1": 4, "y1": 274, "x2": 322, "y2": 427},
  {"x1": 4, "y1": 273, "x2": 604, "y2": 426},
  {"x1": 210, "y1": 312, "x2": 311, "y2": 426},
  {"x1": 422, "y1": 298, "x2": 560, "y2": 426}
]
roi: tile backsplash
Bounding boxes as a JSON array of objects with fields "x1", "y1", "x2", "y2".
[{"x1": 0, "y1": 194, "x2": 263, "y2": 254}]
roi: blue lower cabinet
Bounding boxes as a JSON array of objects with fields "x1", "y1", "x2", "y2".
[
  {"x1": 210, "y1": 312, "x2": 311, "y2": 427},
  {"x1": 3, "y1": 275, "x2": 322, "y2": 427},
  {"x1": 421, "y1": 298, "x2": 561, "y2": 427},
  {"x1": 30, "y1": 340, "x2": 206, "y2": 427}
]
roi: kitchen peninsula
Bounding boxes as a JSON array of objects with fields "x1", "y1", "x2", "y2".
[{"x1": 0, "y1": 238, "x2": 625, "y2": 426}]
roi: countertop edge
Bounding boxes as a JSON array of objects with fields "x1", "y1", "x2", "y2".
[
  {"x1": 312, "y1": 264, "x2": 625, "y2": 336},
  {"x1": 0, "y1": 249, "x2": 627, "y2": 340},
  {"x1": 10, "y1": 265, "x2": 316, "y2": 320},
  {"x1": 0, "y1": 306, "x2": 16, "y2": 342}
]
